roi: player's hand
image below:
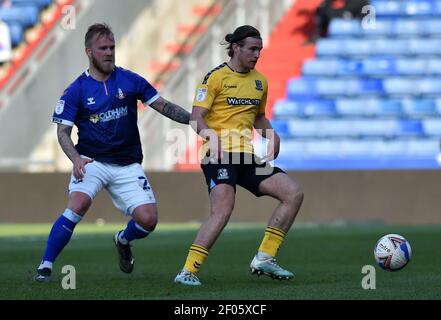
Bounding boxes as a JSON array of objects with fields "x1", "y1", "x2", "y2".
[
  {"x1": 263, "y1": 133, "x2": 280, "y2": 162},
  {"x1": 72, "y1": 156, "x2": 94, "y2": 181}
]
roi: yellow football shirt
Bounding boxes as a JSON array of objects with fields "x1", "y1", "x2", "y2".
[{"x1": 193, "y1": 63, "x2": 268, "y2": 155}]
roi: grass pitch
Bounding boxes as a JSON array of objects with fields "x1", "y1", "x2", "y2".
[{"x1": 0, "y1": 223, "x2": 440, "y2": 300}]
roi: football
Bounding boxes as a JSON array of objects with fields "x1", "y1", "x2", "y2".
[{"x1": 374, "y1": 234, "x2": 412, "y2": 271}]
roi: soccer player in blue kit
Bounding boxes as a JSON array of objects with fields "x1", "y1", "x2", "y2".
[{"x1": 34, "y1": 23, "x2": 190, "y2": 281}]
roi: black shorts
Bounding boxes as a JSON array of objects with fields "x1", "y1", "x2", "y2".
[{"x1": 201, "y1": 152, "x2": 285, "y2": 197}]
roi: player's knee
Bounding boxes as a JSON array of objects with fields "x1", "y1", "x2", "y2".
[
  {"x1": 135, "y1": 211, "x2": 158, "y2": 231},
  {"x1": 284, "y1": 183, "x2": 304, "y2": 207},
  {"x1": 68, "y1": 195, "x2": 91, "y2": 216}
]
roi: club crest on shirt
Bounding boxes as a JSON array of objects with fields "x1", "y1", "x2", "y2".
[
  {"x1": 89, "y1": 114, "x2": 99, "y2": 123},
  {"x1": 116, "y1": 88, "x2": 126, "y2": 100},
  {"x1": 255, "y1": 80, "x2": 263, "y2": 91}
]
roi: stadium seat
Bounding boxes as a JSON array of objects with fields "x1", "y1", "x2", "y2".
[
  {"x1": 376, "y1": 100, "x2": 403, "y2": 116},
  {"x1": 395, "y1": 59, "x2": 425, "y2": 76},
  {"x1": 418, "y1": 78, "x2": 441, "y2": 95},
  {"x1": 403, "y1": 99, "x2": 437, "y2": 117},
  {"x1": 335, "y1": 99, "x2": 378, "y2": 116},
  {"x1": 396, "y1": 120, "x2": 424, "y2": 136},
  {"x1": 383, "y1": 78, "x2": 416, "y2": 96},
  {"x1": 272, "y1": 100, "x2": 303, "y2": 118},
  {"x1": 427, "y1": 59, "x2": 441, "y2": 75},
  {"x1": 407, "y1": 139, "x2": 440, "y2": 156},
  {"x1": 328, "y1": 19, "x2": 360, "y2": 37},
  {"x1": 302, "y1": 59, "x2": 339, "y2": 76},
  {"x1": 286, "y1": 78, "x2": 318, "y2": 100},
  {"x1": 303, "y1": 100, "x2": 336, "y2": 117},
  {"x1": 372, "y1": 1, "x2": 436, "y2": 17},
  {"x1": 7, "y1": 23, "x2": 24, "y2": 47},
  {"x1": 11, "y1": 0, "x2": 52, "y2": 10},
  {"x1": 0, "y1": 6, "x2": 39, "y2": 28},
  {"x1": 422, "y1": 119, "x2": 441, "y2": 136}
]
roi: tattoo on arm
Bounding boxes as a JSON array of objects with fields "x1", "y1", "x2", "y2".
[
  {"x1": 57, "y1": 125, "x2": 80, "y2": 162},
  {"x1": 163, "y1": 102, "x2": 190, "y2": 124}
]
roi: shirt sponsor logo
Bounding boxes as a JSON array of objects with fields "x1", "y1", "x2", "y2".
[
  {"x1": 224, "y1": 84, "x2": 238, "y2": 89},
  {"x1": 89, "y1": 114, "x2": 100, "y2": 123},
  {"x1": 227, "y1": 97, "x2": 261, "y2": 106},
  {"x1": 55, "y1": 100, "x2": 65, "y2": 115},
  {"x1": 89, "y1": 106, "x2": 128, "y2": 123},
  {"x1": 196, "y1": 88, "x2": 207, "y2": 102}
]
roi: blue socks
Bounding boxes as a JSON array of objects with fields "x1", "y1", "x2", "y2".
[
  {"x1": 39, "y1": 209, "x2": 82, "y2": 269},
  {"x1": 119, "y1": 220, "x2": 150, "y2": 244}
]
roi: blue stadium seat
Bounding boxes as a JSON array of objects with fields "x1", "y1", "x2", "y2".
[
  {"x1": 287, "y1": 78, "x2": 322, "y2": 100},
  {"x1": 0, "y1": 6, "x2": 39, "y2": 28},
  {"x1": 362, "y1": 58, "x2": 396, "y2": 76},
  {"x1": 407, "y1": 139, "x2": 440, "y2": 156},
  {"x1": 395, "y1": 59, "x2": 425, "y2": 76},
  {"x1": 328, "y1": 19, "x2": 360, "y2": 37},
  {"x1": 396, "y1": 120, "x2": 424, "y2": 136},
  {"x1": 427, "y1": 59, "x2": 441, "y2": 75},
  {"x1": 272, "y1": 100, "x2": 303, "y2": 118},
  {"x1": 343, "y1": 39, "x2": 375, "y2": 56},
  {"x1": 7, "y1": 23, "x2": 24, "y2": 47},
  {"x1": 373, "y1": 1, "x2": 436, "y2": 17},
  {"x1": 287, "y1": 120, "x2": 322, "y2": 138},
  {"x1": 11, "y1": 0, "x2": 52, "y2": 10},
  {"x1": 393, "y1": 19, "x2": 425, "y2": 36},
  {"x1": 316, "y1": 39, "x2": 344, "y2": 56},
  {"x1": 418, "y1": 78, "x2": 441, "y2": 95},
  {"x1": 410, "y1": 39, "x2": 441, "y2": 55},
  {"x1": 361, "y1": 20, "x2": 393, "y2": 37},
  {"x1": 374, "y1": 38, "x2": 409, "y2": 55},
  {"x1": 372, "y1": 1, "x2": 406, "y2": 17},
  {"x1": 303, "y1": 100, "x2": 337, "y2": 117},
  {"x1": 376, "y1": 100, "x2": 403, "y2": 116},
  {"x1": 335, "y1": 99, "x2": 378, "y2": 116},
  {"x1": 423, "y1": 18, "x2": 441, "y2": 35},
  {"x1": 302, "y1": 59, "x2": 339, "y2": 76},
  {"x1": 316, "y1": 79, "x2": 349, "y2": 96},
  {"x1": 422, "y1": 119, "x2": 441, "y2": 136},
  {"x1": 403, "y1": 100, "x2": 437, "y2": 117},
  {"x1": 383, "y1": 78, "x2": 416, "y2": 96},
  {"x1": 376, "y1": 140, "x2": 408, "y2": 157},
  {"x1": 352, "y1": 120, "x2": 397, "y2": 137}
]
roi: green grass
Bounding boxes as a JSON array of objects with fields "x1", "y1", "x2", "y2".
[{"x1": 0, "y1": 223, "x2": 440, "y2": 300}]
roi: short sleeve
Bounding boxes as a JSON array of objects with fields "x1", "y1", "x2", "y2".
[
  {"x1": 192, "y1": 74, "x2": 219, "y2": 110},
  {"x1": 133, "y1": 73, "x2": 160, "y2": 105},
  {"x1": 52, "y1": 82, "x2": 81, "y2": 126}
]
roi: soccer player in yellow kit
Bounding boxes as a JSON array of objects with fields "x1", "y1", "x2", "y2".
[{"x1": 174, "y1": 25, "x2": 304, "y2": 285}]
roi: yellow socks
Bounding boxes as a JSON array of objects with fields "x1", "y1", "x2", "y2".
[
  {"x1": 258, "y1": 226, "x2": 286, "y2": 257},
  {"x1": 184, "y1": 244, "x2": 209, "y2": 274}
]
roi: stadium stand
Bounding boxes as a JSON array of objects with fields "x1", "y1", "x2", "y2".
[
  {"x1": 0, "y1": 0, "x2": 52, "y2": 47},
  {"x1": 273, "y1": 0, "x2": 441, "y2": 170}
]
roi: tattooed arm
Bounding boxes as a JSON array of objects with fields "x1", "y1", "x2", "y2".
[
  {"x1": 57, "y1": 124, "x2": 93, "y2": 179},
  {"x1": 149, "y1": 96, "x2": 190, "y2": 124}
]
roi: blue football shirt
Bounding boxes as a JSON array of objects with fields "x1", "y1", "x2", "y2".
[{"x1": 52, "y1": 67, "x2": 159, "y2": 165}]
